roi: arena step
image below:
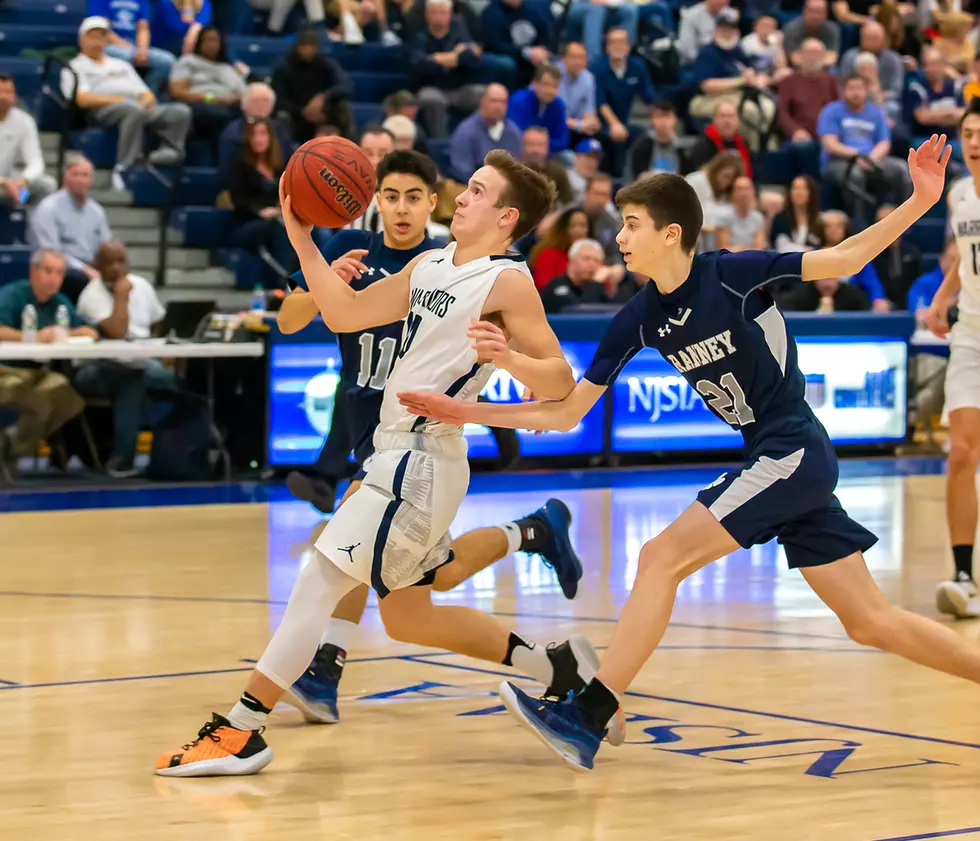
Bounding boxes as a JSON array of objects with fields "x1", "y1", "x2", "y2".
[
  {"x1": 163, "y1": 267, "x2": 236, "y2": 288},
  {"x1": 106, "y1": 206, "x2": 157, "y2": 227}
]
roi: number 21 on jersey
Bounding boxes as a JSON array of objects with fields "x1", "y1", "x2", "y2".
[{"x1": 695, "y1": 372, "x2": 755, "y2": 426}]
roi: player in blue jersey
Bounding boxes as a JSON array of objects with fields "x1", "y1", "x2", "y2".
[
  {"x1": 272, "y1": 150, "x2": 589, "y2": 727},
  {"x1": 398, "y1": 136, "x2": 980, "y2": 772}
]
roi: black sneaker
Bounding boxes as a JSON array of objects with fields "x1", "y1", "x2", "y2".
[
  {"x1": 105, "y1": 455, "x2": 139, "y2": 478},
  {"x1": 286, "y1": 471, "x2": 337, "y2": 514}
]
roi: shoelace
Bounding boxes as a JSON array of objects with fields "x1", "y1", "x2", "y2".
[{"x1": 182, "y1": 718, "x2": 223, "y2": 750}]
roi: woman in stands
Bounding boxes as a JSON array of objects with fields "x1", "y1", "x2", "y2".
[
  {"x1": 169, "y1": 25, "x2": 246, "y2": 161},
  {"x1": 684, "y1": 152, "x2": 745, "y2": 252},
  {"x1": 770, "y1": 174, "x2": 824, "y2": 253},
  {"x1": 529, "y1": 208, "x2": 590, "y2": 290},
  {"x1": 227, "y1": 119, "x2": 293, "y2": 289},
  {"x1": 153, "y1": 0, "x2": 212, "y2": 56}
]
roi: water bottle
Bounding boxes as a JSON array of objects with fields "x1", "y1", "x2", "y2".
[
  {"x1": 21, "y1": 304, "x2": 36, "y2": 343},
  {"x1": 914, "y1": 296, "x2": 927, "y2": 331},
  {"x1": 251, "y1": 285, "x2": 265, "y2": 313},
  {"x1": 56, "y1": 304, "x2": 70, "y2": 331}
]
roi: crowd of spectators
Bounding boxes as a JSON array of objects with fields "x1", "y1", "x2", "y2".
[{"x1": 1, "y1": 0, "x2": 979, "y2": 475}]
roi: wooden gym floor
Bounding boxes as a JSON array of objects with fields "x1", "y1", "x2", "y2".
[{"x1": 2, "y1": 459, "x2": 979, "y2": 841}]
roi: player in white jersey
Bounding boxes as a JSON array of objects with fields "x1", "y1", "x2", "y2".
[
  {"x1": 155, "y1": 151, "x2": 625, "y2": 777},
  {"x1": 927, "y1": 103, "x2": 980, "y2": 617}
]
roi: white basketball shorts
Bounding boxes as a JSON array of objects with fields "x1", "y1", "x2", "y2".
[
  {"x1": 945, "y1": 320, "x2": 980, "y2": 413},
  {"x1": 314, "y1": 446, "x2": 470, "y2": 597}
]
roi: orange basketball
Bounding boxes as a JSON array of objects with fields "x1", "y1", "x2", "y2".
[{"x1": 283, "y1": 136, "x2": 377, "y2": 229}]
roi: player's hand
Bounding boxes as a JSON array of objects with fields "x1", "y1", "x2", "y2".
[
  {"x1": 398, "y1": 390, "x2": 471, "y2": 425},
  {"x1": 467, "y1": 318, "x2": 511, "y2": 365},
  {"x1": 521, "y1": 387, "x2": 546, "y2": 434},
  {"x1": 330, "y1": 249, "x2": 369, "y2": 284},
  {"x1": 909, "y1": 134, "x2": 953, "y2": 209},
  {"x1": 278, "y1": 178, "x2": 313, "y2": 243},
  {"x1": 924, "y1": 297, "x2": 950, "y2": 338}
]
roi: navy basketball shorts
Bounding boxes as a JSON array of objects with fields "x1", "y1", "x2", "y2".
[{"x1": 695, "y1": 420, "x2": 877, "y2": 568}]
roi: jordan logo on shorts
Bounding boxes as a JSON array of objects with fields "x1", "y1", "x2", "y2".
[{"x1": 339, "y1": 544, "x2": 361, "y2": 562}]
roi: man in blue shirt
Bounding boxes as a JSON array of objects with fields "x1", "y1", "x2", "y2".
[
  {"x1": 591, "y1": 27, "x2": 655, "y2": 175},
  {"x1": 557, "y1": 42, "x2": 600, "y2": 141},
  {"x1": 448, "y1": 83, "x2": 523, "y2": 182},
  {"x1": 397, "y1": 137, "x2": 975, "y2": 773},
  {"x1": 818, "y1": 73, "x2": 912, "y2": 211},
  {"x1": 506, "y1": 65, "x2": 570, "y2": 156},
  {"x1": 903, "y1": 47, "x2": 965, "y2": 142},
  {"x1": 481, "y1": 0, "x2": 554, "y2": 88},
  {"x1": 87, "y1": 0, "x2": 174, "y2": 91}
]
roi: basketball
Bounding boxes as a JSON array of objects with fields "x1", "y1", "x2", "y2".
[{"x1": 283, "y1": 136, "x2": 377, "y2": 229}]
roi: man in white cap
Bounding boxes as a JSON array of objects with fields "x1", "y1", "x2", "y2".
[{"x1": 63, "y1": 17, "x2": 191, "y2": 190}]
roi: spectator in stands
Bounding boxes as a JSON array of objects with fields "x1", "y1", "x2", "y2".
[
  {"x1": 540, "y1": 239, "x2": 611, "y2": 312},
  {"x1": 689, "y1": 9, "x2": 776, "y2": 149},
  {"x1": 876, "y1": 4, "x2": 922, "y2": 63},
  {"x1": 218, "y1": 83, "x2": 292, "y2": 182},
  {"x1": 246, "y1": 0, "x2": 326, "y2": 36},
  {"x1": 271, "y1": 28, "x2": 354, "y2": 143},
  {"x1": 0, "y1": 249, "x2": 91, "y2": 476},
  {"x1": 558, "y1": 43, "x2": 600, "y2": 144},
  {"x1": 839, "y1": 21, "x2": 904, "y2": 106},
  {"x1": 89, "y1": 0, "x2": 176, "y2": 92},
  {"x1": 831, "y1": 0, "x2": 874, "y2": 25},
  {"x1": 686, "y1": 101, "x2": 752, "y2": 176},
  {"x1": 346, "y1": 126, "x2": 394, "y2": 232},
  {"x1": 776, "y1": 38, "x2": 838, "y2": 143},
  {"x1": 871, "y1": 202, "x2": 923, "y2": 308},
  {"x1": 383, "y1": 114, "x2": 419, "y2": 150},
  {"x1": 769, "y1": 174, "x2": 824, "y2": 251},
  {"x1": 65, "y1": 18, "x2": 191, "y2": 190},
  {"x1": 520, "y1": 126, "x2": 573, "y2": 204},
  {"x1": 529, "y1": 206, "x2": 589, "y2": 288},
  {"x1": 383, "y1": 91, "x2": 430, "y2": 152},
  {"x1": 820, "y1": 209, "x2": 891, "y2": 309},
  {"x1": 593, "y1": 28, "x2": 655, "y2": 174},
  {"x1": 677, "y1": 0, "x2": 729, "y2": 65},
  {"x1": 740, "y1": 14, "x2": 790, "y2": 82},
  {"x1": 783, "y1": 273, "x2": 871, "y2": 311},
  {"x1": 853, "y1": 50, "x2": 900, "y2": 126},
  {"x1": 567, "y1": 0, "x2": 638, "y2": 62},
  {"x1": 907, "y1": 236, "x2": 956, "y2": 313},
  {"x1": 507, "y1": 65, "x2": 570, "y2": 156},
  {"x1": 715, "y1": 175, "x2": 767, "y2": 251},
  {"x1": 30, "y1": 154, "x2": 112, "y2": 302},
  {"x1": 481, "y1": 0, "x2": 553, "y2": 87},
  {"x1": 566, "y1": 137, "x2": 603, "y2": 201},
  {"x1": 403, "y1": 0, "x2": 483, "y2": 45},
  {"x1": 817, "y1": 74, "x2": 910, "y2": 214},
  {"x1": 152, "y1": 0, "x2": 213, "y2": 55},
  {"x1": 624, "y1": 100, "x2": 687, "y2": 182},
  {"x1": 410, "y1": 0, "x2": 487, "y2": 139},
  {"x1": 904, "y1": 47, "x2": 965, "y2": 141},
  {"x1": 448, "y1": 83, "x2": 522, "y2": 182},
  {"x1": 0, "y1": 75, "x2": 56, "y2": 207},
  {"x1": 783, "y1": 0, "x2": 839, "y2": 67},
  {"x1": 685, "y1": 151, "x2": 744, "y2": 250},
  {"x1": 168, "y1": 26, "x2": 247, "y2": 156},
  {"x1": 578, "y1": 173, "x2": 622, "y2": 264},
  {"x1": 227, "y1": 119, "x2": 292, "y2": 288},
  {"x1": 934, "y1": 11, "x2": 975, "y2": 75},
  {"x1": 73, "y1": 240, "x2": 176, "y2": 477}
]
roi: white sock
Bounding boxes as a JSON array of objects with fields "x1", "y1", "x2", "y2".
[
  {"x1": 507, "y1": 633, "x2": 553, "y2": 686},
  {"x1": 255, "y1": 552, "x2": 358, "y2": 691},
  {"x1": 227, "y1": 695, "x2": 269, "y2": 731},
  {"x1": 498, "y1": 522, "x2": 522, "y2": 555},
  {"x1": 319, "y1": 617, "x2": 358, "y2": 651}
]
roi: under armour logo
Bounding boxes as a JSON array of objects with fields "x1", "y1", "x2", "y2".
[
  {"x1": 338, "y1": 543, "x2": 361, "y2": 562},
  {"x1": 658, "y1": 325, "x2": 671, "y2": 337},
  {"x1": 365, "y1": 266, "x2": 375, "y2": 275}
]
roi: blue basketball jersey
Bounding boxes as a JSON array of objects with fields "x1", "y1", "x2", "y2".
[
  {"x1": 292, "y1": 229, "x2": 439, "y2": 465},
  {"x1": 585, "y1": 250, "x2": 809, "y2": 446}
]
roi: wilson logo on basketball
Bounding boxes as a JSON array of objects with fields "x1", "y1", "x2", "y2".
[{"x1": 317, "y1": 166, "x2": 363, "y2": 217}]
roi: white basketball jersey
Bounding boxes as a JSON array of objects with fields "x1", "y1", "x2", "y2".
[
  {"x1": 950, "y1": 175, "x2": 980, "y2": 318},
  {"x1": 376, "y1": 243, "x2": 530, "y2": 446}
]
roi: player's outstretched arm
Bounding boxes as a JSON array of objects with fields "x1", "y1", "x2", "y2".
[
  {"x1": 478, "y1": 269, "x2": 576, "y2": 400},
  {"x1": 398, "y1": 379, "x2": 605, "y2": 432},
  {"x1": 277, "y1": 289, "x2": 319, "y2": 334},
  {"x1": 801, "y1": 134, "x2": 952, "y2": 282}
]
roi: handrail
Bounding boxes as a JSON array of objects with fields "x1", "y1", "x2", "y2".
[{"x1": 40, "y1": 55, "x2": 77, "y2": 185}]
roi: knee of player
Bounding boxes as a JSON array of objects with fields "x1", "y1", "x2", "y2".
[
  {"x1": 840, "y1": 609, "x2": 895, "y2": 650},
  {"x1": 378, "y1": 602, "x2": 415, "y2": 642},
  {"x1": 635, "y1": 540, "x2": 687, "y2": 586},
  {"x1": 948, "y1": 436, "x2": 980, "y2": 469}
]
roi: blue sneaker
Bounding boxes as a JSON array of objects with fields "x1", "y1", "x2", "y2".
[
  {"x1": 498, "y1": 680, "x2": 603, "y2": 772},
  {"x1": 527, "y1": 499, "x2": 583, "y2": 600},
  {"x1": 284, "y1": 644, "x2": 344, "y2": 724}
]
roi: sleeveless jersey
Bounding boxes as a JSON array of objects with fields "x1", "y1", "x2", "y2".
[
  {"x1": 950, "y1": 175, "x2": 980, "y2": 319},
  {"x1": 376, "y1": 243, "x2": 531, "y2": 448}
]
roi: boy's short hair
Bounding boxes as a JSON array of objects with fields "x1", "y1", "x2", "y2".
[
  {"x1": 485, "y1": 150, "x2": 558, "y2": 243},
  {"x1": 615, "y1": 173, "x2": 703, "y2": 254},
  {"x1": 376, "y1": 149, "x2": 439, "y2": 192}
]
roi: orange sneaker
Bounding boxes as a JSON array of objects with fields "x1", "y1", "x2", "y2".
[{"x1": 154, "y1": 714, "x2": 273, "y2": 777}]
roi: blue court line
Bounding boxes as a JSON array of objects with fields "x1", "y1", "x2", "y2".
[
  {"x1": 872, "y1": 829, "x2": 980, "y2": 841},
  {"x1": 0, "y1": 651, "x2": 456, "y2": 693},
  {"x1": 0, "y1": 679, "x2": 20, "y2": 686},
  {"x1": 402, "y1": 655, "x2": 980, "y2": 752},
  {"x1": 0, "y1": 590, "x2": 851, "y2": 643}
]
